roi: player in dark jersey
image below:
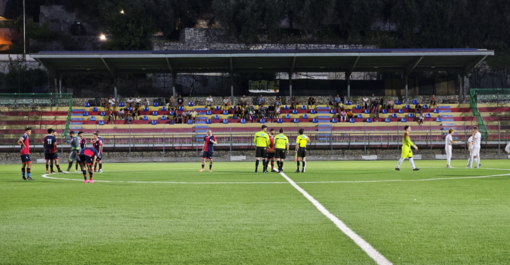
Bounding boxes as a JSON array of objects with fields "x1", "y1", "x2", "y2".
[
  {"x1": 200, "y1": 129, "x2": 217, "y2": 172},
  {"x1": 75, "y1": 131, "x2": 87, "y2": 172},
  {"x1": 92, "y1": 132, "x2": 103, "y2": 173},
  {"x1": 17, "y1": 127, "x2": 33, "y2": 180},
  {"x1": 264, "y1": 129, "x2": 277, "y2": 172},
  {"x1": 43, "y1": 129, "x2": 62, "y2": 173},
  {"x1": 79, "y1": 147, "x2": 98, "y2": 183}
]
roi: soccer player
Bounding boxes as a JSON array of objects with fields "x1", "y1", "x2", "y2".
[
  {"x1": 66, "y1": 131, "x2": 81, "y2": 172},
  {"x1": 295, "y1": 129, "x2": 311, "y2": 173},
  {"x1": 395, "y1": 125, "x2": 420, "y2": 171},
  {"x1": 43, "y1": 129, "x2": 62, "y2": 173},
  {"x1": 253, "y1": 125, "x2": 270, "y2": 173},
  {"x1": 467, "y1": 126, "x2": 482, "y2": 168},
  {"x1": 200, "y1": 129, "x2": 217, "y2": 172},
  {"x1": 92, "y1": 132, "x2": 103, "y2": 173},
  {"x1": 17, "y1": 127, "x2": 33, "y2": 180},
  {"x1": 79, "y1": 147, "x2": 98, "y2": 183},
  {"x1": 51, "y1": 130, "x2": 64, "y2": 173},
  {"x1": 75, "y1": 131, "x2": 87, "y2": 172},
  {"x1": 445, "y1": 128, "x2": 458, "y2": 168},
  {"x1": 466, "y1": 135, "x2": 474, "y2": 168},
  {"x1": 274, "y1": 128, "x2": 289, "y2": 173},
  {"x1": 264, "y1": 129, "x2": 277, "y2": 172},
  {"x1": 505, "y1": 142, "x2": 510, "y2": 154}
]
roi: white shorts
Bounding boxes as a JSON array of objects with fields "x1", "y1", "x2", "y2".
[
  {"x1": 471, "y1": 147, "x2": 480, "y2": 157},
  {"x1": 445, "y1": 146, "x2": 452, "y2": 157}
]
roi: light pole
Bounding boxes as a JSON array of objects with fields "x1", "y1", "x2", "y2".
[{"x1": 23, "y1": 0, "x2": 26, "y2": 60}]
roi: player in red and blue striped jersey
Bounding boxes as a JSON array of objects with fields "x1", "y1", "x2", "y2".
[
  {"x1": 17, "y1": 127, "x2": 33, "y2": 180},
  {"x1": 199, "y1": 129, "x2": 217, "y2": 172},
  {"x1": 92, "y1": 132, "x2": 103, "y2": 173},
  {"x1": 79, "y1": 147, "x2": 99, "y2": 183},
  {"x1": 43, "y1": 129, "x2": 63, "y2": 173}
]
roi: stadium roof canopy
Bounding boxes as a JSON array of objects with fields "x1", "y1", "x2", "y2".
[{"x1": 31, "y1": 48, "x2": 494, "y2": 76}]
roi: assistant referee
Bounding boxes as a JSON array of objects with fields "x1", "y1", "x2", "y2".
[
  {"x1": 274, "y1": 128, "x2": 289, "y2": 173},
  {"x1": 295, "y1": 128, "x2": 311, "y2": 173},
  {"x1": 253, "y1": 125, "x2": 270, "y2": 173}
]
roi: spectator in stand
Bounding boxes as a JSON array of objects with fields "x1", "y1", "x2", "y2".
[
  {"x1": 240, "y1": 106, "x2": 246, "y2": 119},
  {"x1": 258, "y1": 95, "x2": 265, "y2": 107},
  {"x1": 387, "y1": 98, "x2": 395, "y2": 111},
  {"x1": 126, "y1": 97, "x2": 135, "y2": 108},
  {"x1": 371, "y1": 99, "x2": 379, "y2": 119},
  {"x1": 190, "y1": 109, "x2": 198, "y2": 123},
  {"x1": 267, "y1": 104, "x2": 275, "y2": 121},
  {"x1": 379, "y1": 96, "x2": 385, "y2": 109},
  {"x1": 171, "y1": 108, "x2": 178, "y2": 123},
  {"x1": 247, "y1": 107, "x2": 255, "y2": 122},
  {"x1": 334, "y1": 94, "x2": 341, "y2": 108},
  {"x1": 168, "y1": 96, "x2": 175, "y2": 108},
  {"x1": 240, "y1": 95, "x2": 248, "y2": 108},
  {"x1": 340, "y1": 109, "x2": 347, "y2": 122},
  {"x1": 125, "y1": 110, "x2": 133, "y2": 124},
  {"x1": 102, "y1": 98, "x2": 109, "y2": 111},
  {"x1": 206, "y1": 95, "x2": 213, "y2": 110},
  {"x1": 274, "y1": 106, "x2": 281, "y2": 121},
  {"x1": 107, "y1": 111, "x2": 115, "y2": 124},
  {"x1": 291, "y1": 95, "x2": 297, "y2": 109},
  {"x1": 109, "y1": 97, "x2": 117, "y2": 111},
  {"x1": 135, "y1": 96, "x2": 142, "y2": 108},
  {"x1": 177, "y1": 95, "x2": 184, "y2": 108},
  {"x1": 181, "y1": 109, "x2": 188, "y2": 124},
  {"x1": 328, "y1": 95, "x2": 335, "y2": 109},
  {"x1": 133, "y1": 105, "x2": 140, "y2": 120},
  {"x1": 118, "y1": 108, "x2": 125, "y2": 120},
  {"x1": 430, "y1": 94, "x2": 438, "y2": 108},
  {"x1": 338, "y1": 100, "x2": 345, "y2": 111},
  {"x1": 223, "y1": 96, "x2": 231, "y2": 111},
  {"x1": 307, "y1": 96, "x2": 316, "y2": 110},
  {"x1": 417, "y1": 113, "x2": 424, "y2": 126},
  {"x1": 275, "y1": 96, "x2": 281, "y2": 107},
  {"x1": 346, "y1": 109, "x2": 354, "y2": 119},
  {"x1": 362, "y1": 95, "x2": 369, "y2": 109},
  {"x1": 415, "y1": 102, "x2": 422, "y2": 114},
  {"x1": 143, "y1": 98, "x2": 150, "y2": 108},
  {"x1": 371, "y1": 94, "x2": 377, "y2": 104},
  {"x1": 258, "y1": 105, "x2": 266, "y2": 119}
]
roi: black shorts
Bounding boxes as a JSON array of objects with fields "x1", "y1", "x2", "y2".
[
  {"x1": 21, "y1": 154, "x2": 31, "y2": 164},
  {"x1": 297, "y1": 147, "x2": 307, "y2": 158},
  {"x1": 202, "y1": 151, "x2": 213, "y2": 159},
  {"x1": 44, "y1": 152, "x2": 58, "y2": 160},
  {"x1": 96, "y1": 153, "x2": 102, "y2": 162},
  {"x1": 255, "y1": 147, "x2": 267, "y2": 158},
  {"x1": 275, "y1": 149, "x2": 286, "y2": 159},
  {"x1": 79, "y1": 154, "x2": 94, "y2": 165},
  {"x1": 266, "y1": 151, "x2": 275, "y2": 159}
]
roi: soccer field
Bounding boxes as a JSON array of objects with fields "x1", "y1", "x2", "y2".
[{"x1": 1, "y1": 160, "x2": 510, "y2": 264}]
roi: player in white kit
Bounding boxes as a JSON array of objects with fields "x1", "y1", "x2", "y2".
[
  {"x1": 445, "y1": 128, "x2": 458, "y2": 168},
  {"x1": 505, "y1": 142, "x2": 510, "y2": 154},
  {"x1": 467, "y1": 126, "x2": 482, "y2": 168}
]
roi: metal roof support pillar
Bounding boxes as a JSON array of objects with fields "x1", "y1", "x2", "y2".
[
  {"x1": 230, "y1": 58, "x2": 234, "y2": 104},
  {"x1": 463, "y1": 75, "x2": 470, "y2": 104},
  {"x1": 54, "y1": 77, "x2": 58, "y2": 94},
  {"x1": 289, "y1": 72, "x2": 293, "y2": 100},
  {"x1": 59, "y1": 74, "x2": 62, "y2": 95},
  {"x1": 405, "y1": 76, "x2": 409, "y2": 104},
  {"x1": 172, "y1": 72, "x2": 177, "y2": 99},
  {"x1": 114, "y1": 76, "x2": 119, "y2": 108},
  {"x1": 346, "y1": 71, "x2": 351, "y2": 101}
]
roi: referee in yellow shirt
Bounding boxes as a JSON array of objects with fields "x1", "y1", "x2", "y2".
[
  {"x1": 295, "y1": 128, "x2": 311, "y2": 173},
  {"x1": 274, "y1": 128, "x2": 289, "y2": 173},
  {"x1": 253, "y1": 125, "x2": 270, "y2": 173}
]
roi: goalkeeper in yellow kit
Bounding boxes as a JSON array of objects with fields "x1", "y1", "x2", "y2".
[{"x1": 395, "y1": 125, "x2": 420, "y2": 171}]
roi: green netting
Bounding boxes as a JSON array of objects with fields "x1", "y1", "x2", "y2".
[{"x1": 469, "y1": 88, "x2": 510, "y2": 140}]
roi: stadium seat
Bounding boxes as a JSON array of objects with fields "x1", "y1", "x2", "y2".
[
  {"x1": 223, "y1": 110, "x2": 228, "y2": 115},
  {"x1": 100, "y1": 111, "x2": 105, "y2": 116},
  {"x1": 405, "y1": 105, "x2": 411, "y2": 109},
  {"x1": 154, "y1": 102, "x2": 159, "y2": 107},
  {"x1": 162, "y1": 107, "x2": 167, "y2": 111},
  {"x1": 401, "y1": 118, "x2": 407, "y2": 122},
  {"x1": 408, "y1": 113, "x2": 414, "y2": 118},
  {"x1": 392, "y1": 113, "x2": 397, "y2": 118},
  {"x1": 206, "y1": 110, "x2": 212, "y2": 115},
  {"x1": 223, "y1": 119, "x2": 228, "y2": 124},
  {"x1": 382, "y1": 109, "x2": 388, "y2": 114},
  {"x1": 85, "y1": 102, "x2": 91, "y2": 107},
  {"x1": 90, "y1": 116, "x2": 96, "y2": 121},
  {"x1": 346, "y1": 100, "x2": 351, "y2": 105},
  {"x1": 206, "y1": 119, "x2": 212, "y2": 124},
  {"x1": 119, "y1": 102, "x2": 125, "y2": 107},
  {"x1": 144, "y1": 107, "x2": 149, "y2": 111},
  {"x1": 434, "y1": 108, "x2": 439, "y2": 113},
  {"x1": 301, "y1": 105, "x2": 306, "y2": 110},
  {"x1": 92, "y1": 107, "x2": 98, "y2": 112},
  {"x1": 294, "y1": 118, "x2": 299, "y2": 123},
  {"x1": 214, "y1": 115, "x2": 220, "y2": 120},
  {"x1": 426, "y1": 113, "x2": 431, "y2": 118},
  {"x1": 398, "y1": 109, "x2": 404, "y2": 114},
  {"x1": 385, "y1": 118, "x2": 390, "y2": 123},
  {"x1": 143, "y1": 116, "x2": 148, "y2": 121},
  {"x1": 284, "y1": 105, "x2": 289, "y2": 110},
  {"x1": 128, "y1": 107, "x2": 133, "y2": 111},
  {"x1": 285, "y1": 114, "x2": 290, "y2": 119},
  {"x1": 83, "y1": 112, "x2": 89, "y2": 116},
  {"x1": 232, "y1": 106, "x2": 236, "y2": 111},
  {"x1": 357, "y1": 114, "x2": 362, "y2": 118},
  {"x1": 312, "y1": 118, "x2": 318, "y2": 123},
  {"x1": 412, "y1": 100, "x2": 417, "y2": 105},
  {"x1": 187, "y1": 119, "x2": 193, "y2": 124},
  {"x1": 355, "y1": 105, "x2": 361, "y2": 110},
  {"x1": 152, "y1": 120, "x2": 157, "y2": 125},
  {"x1": 292, "y1": 109, "x2": 298, "y2": 114},
  {"x1": 330, "y1": 109, "x2": 336, "y2": 114},
  {"x1": 367, "y1": 118, "x2": 372, "y2": 123},
  {"x1": 99, "y1": 120, "x2": 104, "y2": 125},
  {"x1": 169, "y1": 111, "x2": 174, "y2": 115},
  {"x1": 169, "y1": 119, "x2": 175, "y2": 124},
  {"x1": 436, "y1": 117, "x2": 442, "y2": 122},
  {"x1": 350, "y1": 118, "x2": 355, "y2": 123},
  {"x1": 188, "y1": 102, "x2": 193, "y2": 107},
  {"x1": 152, "y1": 111, "x2": 158, "y2": 116},
  {"x1": 364, "y1": 109, "x2": 369, "y2": 114},
  {"x1": 215, "y1": 106, "x2": 220, "y2": 111},
  {"x1": 161, "y1": 116, "x2": 166, "y2": 120},
  {"x1": 179, "y1": 106, "x2": 184, "y2": 111},
  {"x1": 311, "y1": 109, "x2": 316, "y2": 114},
  {"x1": 303, "y1": 114, "x2": 308, "y2": 119},
  {"x1": 423, "y1": 104, "x2": 428, "y2": 109},
  {"x1": 396, "y1": 100, "x2": 401, "y2": 105},
  {"x1": 260, "y1": 119, "x2": 265, "y2": 123},
  {"x1": 277, "y1": 118, "x2": 283, "y2": 123},
  {"x1": 332, "y1": 118, "x2": 337, "y2": 123},
  {"x1": 241, "y1": 119, "x2": 246, "y2": 124}
]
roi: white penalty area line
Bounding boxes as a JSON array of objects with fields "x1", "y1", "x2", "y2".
[{"x1": 279, "y1": 171, "x2": 392, "y2": 265}]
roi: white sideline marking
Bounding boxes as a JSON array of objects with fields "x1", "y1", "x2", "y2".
[{"x1": 279, "y1": 171, "x2": 392, "y2": 265}]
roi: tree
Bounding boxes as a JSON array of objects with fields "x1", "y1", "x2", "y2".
[{"x1": 5, "y1": 56, "x2": 47, "y2": 93}]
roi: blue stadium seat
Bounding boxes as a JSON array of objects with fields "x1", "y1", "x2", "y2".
[
  {"x1": 161, "y1": 116, "x2": 166, "y2": 120},
  {"x1": 385, "y1": 118, "x2": 390, "y2": 123},
  {"x1": 382, "y1": 109, "x2": 388, "y2": 114},
  {"x1": 206, "y1": 110, "x2": 212, "y2": 115},
  {"x1": 152, "y1": 120, "x2": 157, "y2": 125},
  {"x1": 434, "y1": 108, "x2": 439, "y2": 113},
  {"x1": 85, "y1": 102, "x2": 90, "y2": 107},
  {"x1": 332, "y1": 118, "x2": 337, "y2": 123},
  {"x1": 128, "y1": 107, "x2": 133, "y2": 111},
  {"x1": 179, "y1": 106, "x2": 184, "y2": 111},
  {"x1": 90, "y1": 116, "x2": 96, "y2": 121},
  {"x1": 412, "y1": 100, "x2": 417, "y2": 105},
  {"x1": 187, "y1": 119, "x2": 193, "y2": 124},
  {"x1": 215, "y1": 106, "x2": 220, "y2": 111},
  {"x1": 83, "y1": 112, "x2": 89, "y2": 116},
  {"x1": 214, "y1": 115, "x2": 220, "y2": 120},
  {"x1": 277, "y1": 118, "x2": 283, "y2": 123},
  {"x1": 301, "y1": 105, "x2": 306, "y2": 110},
  {"x1": 98, "y1": 120, "x2": 104, "y2": 125},
  {"x1": 330, "y1": 109, "x2": 336, "y2": 114},
  {"x1": 100, "y1": 111, "x2": 105, "y2": 116},
  {"x1": 292, "y1": 109, "x2": 298, "y2": 114},
  {"x1": 260, "y1": 119, "x2": 265, "y2": 123},
  {"x1": 143, "y1": 116, "x2": 148, "y2": 121},
  {"x1": 392, "y1": 113, "x2": 397, "y2": 118},
  {"x1": 408, "y1": 113, "x2": 414, "y2": 118},
  {"x1": 405, "y1": 105, "x2": 411, "y2": 109},
  {"x1": 436, "y1": 117, "x2": 442, "y2": 122},
  {"x1": 223, "y1": 110, "x2": 228, "y2": 115},
  {"x1": 284, "y1": 105, "x2": 289, "y2": 110},
  {"x1": 232, "y1": 106, "x2": 236, "y2": 111},
  {"x1": 154, "y1": 102, "x2": 159, "y2": 107},
  {"x1": 311, "y1": 109, "x2": 316, "y2": 114},
  {"x1": 144, "y1": 106, "x2": 149, "y2": 111},
  {"x1": 152, "y1": 111, "x2": 158, "y2": 116},
  {"x1": 312, "y1": 118, "x2": 318, "y2": 123},
  {"x1": 188, "y1": 102, "x2": 193, "y2": 107},
  {"x1": 285, "y1": 114, "x2": 290, "y2": 119},
  {"x1": 346, "y1": 100, "x2": 351, "y2": 105},
  {"x1": 169, "y1": 111, "x2": 174, "y2": 115},
  {"x1": 401, "y1": 118, "x2": 407, "y2": 122},
  {"x1": 357, "y1": 114, "x2": 362, "y2": 118},
  {"x1": 169, "y1": 120, "x2": 175, "y2": 125},
  {"x1": 355, "y1": 105, "x2": 361, "y2": 110},
  {"x1": 350, "y1": 118, "x2": 355, "y2": 123},
  {"x1": 364, "y1": 109, "x2": 369, "y2": 114},
  {"x1": 223, "y1": 119, "x2": 228, "y2": 124},
  {"x1": 367, "y1": 118, "x2": 372, "y2": 123},
  {"x1": 294, "y1": 118, "x2": 299, "y2": 123},
  {"x1": 303, "y1": 114, "x2": 308, "y2": 119},
  {"x1": 119, "y1": 102, "x2": 125, "y2": 107},
  {"x1": 162, "y1": 107, "x2": 167, "y2": 111},
  {"x1": 241, "y1": 119, "x2": 246, "y2": 124},
  {"x1": 396, "y1": 100, "x2": 402, "y2": 105},
  {"x1": 92, "y1": 107, "x2": 98, "y2": 112},
  {"x1": 426, "y1": 113, "x2": 431, "y2": 118},
  {"x1": 206, "y1": 119, "x2": 212, "y2": 124},
  {"x1": 423, "y1": 104, "x2": 428, "y2": 109},
  {"x1": 398, "y1": 109, "x2": 404, "y2": 114}
]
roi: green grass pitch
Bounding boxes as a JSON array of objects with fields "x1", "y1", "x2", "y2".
[{"x1": 1, "y1": 159, "x2": 510, "y2": 264}]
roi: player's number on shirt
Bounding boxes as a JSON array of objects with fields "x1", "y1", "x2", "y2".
[{"x1": 47, "y1": 139, "x2": 52, "y2": 145}]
